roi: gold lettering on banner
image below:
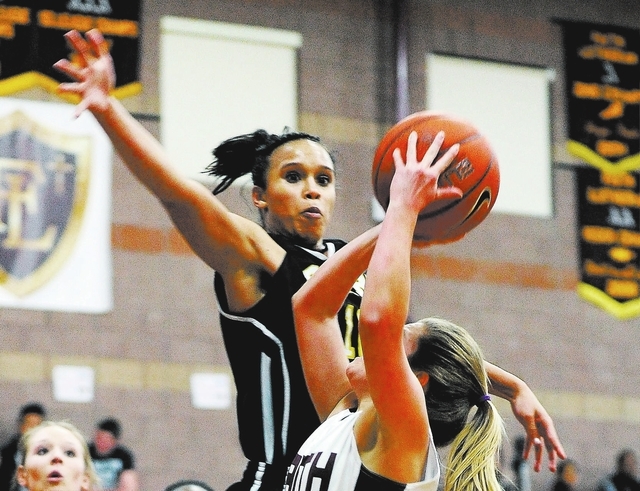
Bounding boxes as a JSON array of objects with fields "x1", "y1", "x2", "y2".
[
  {"x1": 597, "y1": 140, "x2": 629, "y2": 158},
  {"x1": 580, "y1": 31, "x2": 638, "y2": 65},
  {"x1": 37, "y1": 10, "x2": 138, "y2": 37},
  {"x1": 586, "y1": 186, "x2": 640, "y2": 207},
  {"x1": 573, "y1": 82, "x2": 640, "y2": 120},
  {"x1": 600, "y1": 172, "x2": 636, "y2": 188},
  {"x1": 584, "y1": 260, "x2": 640, "y2": 280},
  {"x1": 582, "y1": 226, "x2": 618, "y2": 244},
  {"x1": 0, "y1": 6, "x2": 30, "y2": 40},
  {"x1": 582, "y1": 227, "x2": 640, "y2": 249},
  {"x1": 606, "y1": 278, "x2": 639, "y2": 299},
  {"x1": 585, "y1": 121, "x2": 611, "y2": 138},
  {"x1": 619, "y1": 229, "x2": 640, "y2": 248}
]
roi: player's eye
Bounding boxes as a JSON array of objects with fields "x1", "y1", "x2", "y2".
[
  {"x1": 65, "y1": 450, "x2": 77, "y2": 457},
  {"x1": 285, "y1": 171, "x2": 301, "y2": 183},
  {"x1": 317, "y1": 174, "x2": 332, "y2": 186},
  {"x1": 36, "y1": 447, "x2": 48, "y2": 456}
]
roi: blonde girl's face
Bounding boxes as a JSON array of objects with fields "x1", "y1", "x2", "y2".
[{"x1": 17, "y1": 425, "x2": 90, "y2": 491}]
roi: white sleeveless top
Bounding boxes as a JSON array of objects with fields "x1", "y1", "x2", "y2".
[{"x1": 283, "y1": 408, "x2": 440, "y2": 491}]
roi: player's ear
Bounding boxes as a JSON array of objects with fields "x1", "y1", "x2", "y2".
[
  {"x1": 252, "y1": 186, "x2": 267, "y2": 209},
  {"x1": 16, "y1": 466, "x2": 27, "y2": 487},
  {"x1": 415, "y1": 371, "x2": 430, "y2": 389}
]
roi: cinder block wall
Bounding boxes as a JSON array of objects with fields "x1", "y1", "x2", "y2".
[{"x1": 1, "y1": 1, "x2": 638, "y2": 490}]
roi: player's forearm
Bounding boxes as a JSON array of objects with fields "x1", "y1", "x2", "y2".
[
  {"x1": 484, "y1": 361, "x2": 525, "y2": 401},
  {"x1": 116, "y1": 470, "x2": 139, "y2": 491},
  {"x1": 360, "y1": 203, "x2": 415, "y2": 328},
  {"x1": 93, "y1": 96, "x2": 192, "y2": 204}
]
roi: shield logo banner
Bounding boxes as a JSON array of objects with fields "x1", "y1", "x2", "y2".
[{"x1": 0, "y1": 110, "x2": 90, "y2": 296}]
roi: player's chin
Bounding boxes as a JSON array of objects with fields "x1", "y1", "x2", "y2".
[{"x1": 297, "y1": 220, "x2": 327, "y2": 240}]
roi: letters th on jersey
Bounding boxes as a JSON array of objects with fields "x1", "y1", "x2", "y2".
[{"x1": 0, "y1": 110, "x2": 90, "y2": 296}]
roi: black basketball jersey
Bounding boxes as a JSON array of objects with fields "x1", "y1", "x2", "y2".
[{"x1": 214, "y1": 235, "x2": 365, "y2": 490}]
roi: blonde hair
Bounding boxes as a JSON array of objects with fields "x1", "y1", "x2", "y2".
[
  {"x1": 408, "y1": 317, "x2": 505, "y2": 491},
  {"x1": 18, "y1": 420, "x2": 99, "y2": 490}
]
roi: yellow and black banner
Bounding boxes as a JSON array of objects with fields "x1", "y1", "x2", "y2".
[
  {"x1": 0, "y1": 0, "x2": 141, "y2": 101},
  {"x1": 576, "y1": 168, "x2": 640, "y2": 319},
  {"x1": 561, "y1": 20, "x2": 640, "y2": 173}
]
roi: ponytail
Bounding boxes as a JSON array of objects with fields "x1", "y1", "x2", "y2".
[
  {"x1": 443, "y1": 399, "x2": 504, "y2": 491},
  {"x1": 407, "y1": 317, "x2": 505, "y2": 491},
  {"x1": 204, "y1": 129, "x2": 322, "y2": 195}
]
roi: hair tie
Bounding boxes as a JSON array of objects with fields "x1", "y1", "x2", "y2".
[{"x1": 478, "y1": 394, "x2": 491, "y2": 405}]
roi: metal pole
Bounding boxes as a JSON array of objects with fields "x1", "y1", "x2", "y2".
[{"x1": 394, "y1": 0, "x2": 410, "y2": 121}]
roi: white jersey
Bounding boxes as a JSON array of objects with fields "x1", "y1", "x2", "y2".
[{"x1": 283, "y1": 408, "x2": 440, "y2": 491}]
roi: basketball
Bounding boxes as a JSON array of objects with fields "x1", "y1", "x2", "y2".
[{"x1": 372, "y1": 110, "x2": 500, "y2": 244}]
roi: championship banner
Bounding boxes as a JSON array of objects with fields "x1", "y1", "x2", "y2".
[
  {"x1": 561, "y1": 21, "x2": 640, "y2": 173},
  {"x1": 0, "y1": 0, "x2": 141, "y2": 100},
  {"x1": 575, "y1": 166, "x2": 640, "y2": 319},
  {"x1": 0, "y1": 98, "x2": 112, "y2": 313}
]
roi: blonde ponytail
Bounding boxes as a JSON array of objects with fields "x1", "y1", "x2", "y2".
[
  {"x1": 407, "y1": 317, "x2": 506, "y2": 491},
  {"x1": 443, "y1": 399, "x2": 504, "y2": 491}
]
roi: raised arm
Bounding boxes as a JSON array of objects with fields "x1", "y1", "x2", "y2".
[
  {"x1": 292, "y1": 225, "x2": 380, "y2": 420},
  {"x1": 360, "y1": 132, "x2": 462, "y2": 451},
  {"x1": 54, "y1": 30, "x2": 280, "y2": 292},
  {"x1": 485, "y1": 361, "x2": 566, "y2": 472}
]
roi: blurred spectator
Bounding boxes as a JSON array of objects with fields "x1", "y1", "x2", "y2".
[
  {"x1": 0, "y1": 403, "x2": 46, "y2": 491},
  {"x1": 512, "y1": 435, "x2": 532, "y2": 491},
  {"x1": 552, "y1": 459, "x2": 579, "y2": 491},
  {"x1": 89, "y1": 418, "x2": 138, "y2": 491},
  {"x1": 600, "y1": 449, "x2": 640, "y2": 491},
  {"x1": 497, "y1": 445, "x2": 517, "y2": 491}
]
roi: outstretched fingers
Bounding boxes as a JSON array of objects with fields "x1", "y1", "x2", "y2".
[
  {"x1": 418, "y1": 130, "x2": 445, "y2": 167},
  {"x1": 53, "y1": 59, "x2": 82, "y2": 82},
  {"x1": 521, "y1": 418, "x2": 567, "y2": 473},
  {"x1": 86, "y1": 28, "x2": 111, "y2": 57}
]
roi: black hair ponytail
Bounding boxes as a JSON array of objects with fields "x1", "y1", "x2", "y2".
[{"x1": 204, "y1": 129, "x2": 322, "y2": 195}]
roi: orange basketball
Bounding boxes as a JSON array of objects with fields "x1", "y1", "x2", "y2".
[{"x1": 372, "y1": 111, "x2": 500, "y2": 243}]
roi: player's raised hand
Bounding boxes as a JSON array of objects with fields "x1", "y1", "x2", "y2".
[
  {"x1": 390, "y1": 131, "x2": 463, "y2": 214},
  {"x1": 53, "y1": 29, "x2": 115, "y2": 117}
]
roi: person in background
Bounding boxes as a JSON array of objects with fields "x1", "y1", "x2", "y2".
[
  {"x1": 16, "y1": 421, "x2": 98, "y2": 491},
  {"x1": 0, "y1": 403, "x2": 46, "y2": 491},
  {"x1": 512, "y1": 435, "x2": 532, "y2": 491},
  {"x1": 551, "y1": 459, "x2": 579, "y2": 491},
  {"x1": 605, "y1": 449, "x2": 640, "y2": 491},
  {"x1": 88, "y1": 418, "x2": 138, "y2": 491}
]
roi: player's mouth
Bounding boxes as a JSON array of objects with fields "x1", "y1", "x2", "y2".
[
  {"x1": 302, "y1": 207, "x2": 322, "y2": 219},
  {"x1": 47, "y1": 470, "x2": 63, "y2": 482}
]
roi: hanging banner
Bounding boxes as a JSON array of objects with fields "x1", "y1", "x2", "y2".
[
  {"x1": 561, "y1": 20, "x2": 640, "y2": 173},
  {"x1": 575, "y1": 166, "x2": 640, "y2": 319},
  {"x1": 0, "y1": 98, "x2": 113, "y2": 313},
  {"x1": 0, "y1": 0, "x2": 141, "y2": 100}
]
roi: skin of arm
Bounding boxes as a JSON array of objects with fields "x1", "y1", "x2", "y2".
[
  {"x1": 54, "y1": 29, "x2": 283, "y2": 311},
  {"x1": 292, "y1": 225, "x2": 380, "y2": 421},
  {"x1": 356, "y1": 132, "x2": 462, "y2": 469},
  {"x1": 485, "y1": 361, "x2": 567, "y2": 472},
  {"x1": 116, "y1": 469, "x2": 138, "y2": 491}
]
